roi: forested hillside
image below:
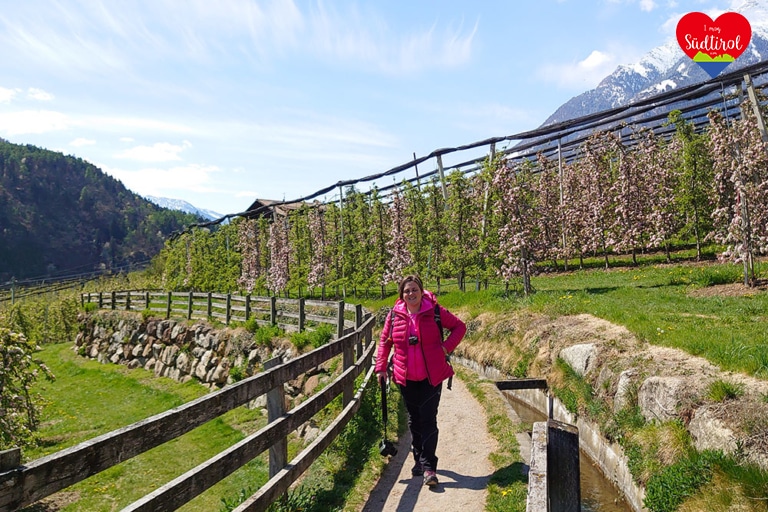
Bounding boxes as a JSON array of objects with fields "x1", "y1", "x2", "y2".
[{"x1": 0, "y1": 139, "x2": 202, "y2": 281}]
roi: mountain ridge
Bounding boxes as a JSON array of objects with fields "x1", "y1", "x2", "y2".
[
  {"x1": 541, "y1": 0, "x2": 768, "y2": 126},
  {"x1": 0, "y1": 140, "x2": 204, "y2": 281},
  {"x1": 144, "y1": 195, "x2": 222, "y2": 222}
]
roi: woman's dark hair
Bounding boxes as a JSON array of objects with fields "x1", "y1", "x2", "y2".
[{"x1": 398, "y1": 274, "x2": 424, "y2": 300}]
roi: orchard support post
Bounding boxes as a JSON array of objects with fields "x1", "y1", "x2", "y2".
[{"x1": 298, "y1": 298, "x2": 305, "y2": 332}]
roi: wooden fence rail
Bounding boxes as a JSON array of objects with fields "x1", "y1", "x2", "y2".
[
  {"x1": 0, "y1": 301, "x2": 377, "y2": 512},
  {"x1": 80, "y1": 291, "x2": 361, "y2": 336}
]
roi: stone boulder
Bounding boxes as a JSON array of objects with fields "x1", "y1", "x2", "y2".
[{"x1": 559, "y1": 343, "x2": 597, "y2": 377}]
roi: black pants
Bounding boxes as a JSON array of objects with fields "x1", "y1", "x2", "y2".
[{"x1": 399, "y1": 379, "x2": 442, "y2": 472}]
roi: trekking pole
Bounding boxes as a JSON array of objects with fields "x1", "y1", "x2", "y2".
[{"x1": 378, "y1": 376, "x2": 397, "y2": 456}]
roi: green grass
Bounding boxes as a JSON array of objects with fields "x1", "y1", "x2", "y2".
[
  {"x1": 527, "y1": 264, "x2": 768, "y2": 378},
  {"x1": 23, "y1": 343, "x2": 269, "y2": 512},
  {"x1": 363, "y1": 262, "x2": 768, "y2": 378},
  {"x1": 706, "y1": 379, "x2": 746, "y2": 402}
]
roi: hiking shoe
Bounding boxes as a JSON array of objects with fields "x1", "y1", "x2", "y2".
[
  {"x1": 423, "y1": 470, "x2": 438, "y2": 487},
  {"x1": 411, "y1": 461, "x2": 424, "y2": 476}
]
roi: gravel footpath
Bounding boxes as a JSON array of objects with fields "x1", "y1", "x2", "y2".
[{"x1": 359, "y1": 375, "x2": 499, "y2": 512}]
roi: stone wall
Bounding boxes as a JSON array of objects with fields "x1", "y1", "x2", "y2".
[
  {"x1": 74, "y1": 311, "x2": 339, "y2": 445},
  {"x1": 74, "y1": 310, "x2": 293, "y2": 388}
]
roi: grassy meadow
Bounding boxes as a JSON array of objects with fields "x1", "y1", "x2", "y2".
[{"x1": 11, "y1": 252, "x2": 768, "y2": 511}]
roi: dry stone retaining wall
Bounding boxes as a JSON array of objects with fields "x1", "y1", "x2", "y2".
[{"x1": 73, "y1": 311, "x2": 331, "y2": 409}]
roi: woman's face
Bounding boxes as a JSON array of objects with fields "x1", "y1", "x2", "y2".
[{"x1": 402, "y1": 281, "x2": 423, "y2": 309}]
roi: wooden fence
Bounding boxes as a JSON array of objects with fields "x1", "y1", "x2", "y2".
[
  {"x1": 80, "y1": 290, "x2": 362, "y2": 336},
  {"x1": 0, "y1": 297, "x2": 378, "y2": 512}
]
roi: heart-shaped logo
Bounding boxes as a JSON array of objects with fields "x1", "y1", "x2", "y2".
[{"x1": 676, "y1": 11, "x2": 752, "y2": 78}]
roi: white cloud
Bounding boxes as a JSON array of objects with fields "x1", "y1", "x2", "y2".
[
  {"x1": 70, "y1": 137, "x2": 95, "y2": 147},
  {"x1": 0, "y1": 87, "x2": 20, "y2": 103},
  {"x1": 101, "y1": 162, "x2": 221, "y2": 196},
  {"x1": 0, "y1": 1, "x2": 475, "y2": 81},
  {"x1": 27, "y1": 88, "x2": 53, "y2": 101},
  {"x1": 0, "y1": 109, "x2": 69, "y2": 135},
  {"x1": 537, "y1": 49, "x2": 622, "y2": 89},
  {"x1": 308, "y1": 4, "x2": 477, "y2": 73},
  {"x1": 116, "y1": 141, "x2": 192, "y2": 162},
  {"x1": 85, "y1": 115, "x2": 196, "y2": 135},
  {"x1": 582, "y1": 50, "x2": 612, "y2": 69},
  {"x1": 604, "y1": 0, "x2": 658, "y2": 9}
]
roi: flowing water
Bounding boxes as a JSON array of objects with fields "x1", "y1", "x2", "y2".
[{"x1": 501, "y1": 391, "x2": 633, "y2": 512}]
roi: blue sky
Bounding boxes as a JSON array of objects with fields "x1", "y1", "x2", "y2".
[{"x1": 0, "y1": 0, "x2": 748, "y2": 216}]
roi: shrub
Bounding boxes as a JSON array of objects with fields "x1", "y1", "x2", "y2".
[
  {"x1": 308, "y1": 324, "x2": 334, "y2": 348},
  {"x1": 83, "y1": 302, "x2": 98, "y2": 313},
  {"x1": 7, "y1": 297, "x2": 80, "y2": 346},
  {"x1": 290, "y1": 324, "x2": 334, "y2": 351},
  {"x1": 229, "y1": 361, "x2": 249, "y2": 382},
  {"x1": 0, "y1": 328, "x2": 55, "y2": 450},
  {"x1": 254, "y1": 324, "x2": 283, "y2": 346},
  {"x1": 243, "y1": 318, "x2": 259, "y2": 333}
]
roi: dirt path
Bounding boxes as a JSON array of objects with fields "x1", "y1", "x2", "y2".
[{"x1": 360, "y1": 376, "x2": 499, "y2": 512}]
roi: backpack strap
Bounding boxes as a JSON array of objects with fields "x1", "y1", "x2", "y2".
[
  {"x1": 385, "y1": 308, "x2": 395, "y2": 379},
  {"x1": 434, "y1": 304, "x2": 453, "y2": 390},
  {"x1": 387, "y1": 308, "x2": 395, "y2": 339}
]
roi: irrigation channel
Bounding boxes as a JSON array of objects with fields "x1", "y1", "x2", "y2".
[{"x1": 500, "y1": 391, "x2": 632, "y2": 512}]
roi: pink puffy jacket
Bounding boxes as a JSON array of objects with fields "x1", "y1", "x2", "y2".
[{"x1": 374, "y1": 290, "x2": 466, "y2": 387}]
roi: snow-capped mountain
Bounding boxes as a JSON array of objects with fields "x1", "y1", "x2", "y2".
[
  {"x1": 144, "y1": 195, "x2": 223, "y2": 221},
  {"x1": 542, "y1": 0, "x2": 768, "y2": 126}
]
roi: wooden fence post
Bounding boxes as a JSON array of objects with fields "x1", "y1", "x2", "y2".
[
  {"x1": 145, "y1": 292, "x2": 150, "y2": 311},
  {"x1": 98, "y1": 292, "x2": 103, "y2": 309},
  {"x1": 111, "y1": 291, "x2": 116, "y2": 310},
  {"x1": 270, "y1": 296, "x2": 277, "y2": 325},
  {"x1": 355, "y1": 304, "x2": 363, "y2": 358},
  {"x1": 126, "y1": 292, "x2": 131, "y2": 311},
  {"x1": 343, "y1": 333, "x2": 354, "y2": 406},
  {"x1": 0, "y1": 448, "x2": 20, "y2": 472},
  {"x1": 207, "y1": 292, "x2": 212, "y2": 319},
  {"x1": 264, "y1": 356, "x2": 287, "y2": 478},
  {"x1": 336, "y1": 300, "x2": 352, "y2": 405},
  {"x1": 245, "y1": 294, "x2": 251, "y2": 321},
  {"x1": 188, "y1": 291, "x2": 193, "y2": 320},
  {"x1": 226, "y1": 294, "x2": 232, "y2": 325},
  {"x1": 547, "y1": 419, "x2": 580, "y2": 512},
  {"x1": 298, "y1": 298, "x2": 305, "y2": 332},
  {"x1": 336, "y1": 301, "x2": 345, "y2": 339},
  {"x1": 166, "y1": 292, "x2": 172, "y2": 319}
]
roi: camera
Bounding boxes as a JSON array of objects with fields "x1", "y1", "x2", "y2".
[
  {"x1": 379, "y1": 438, "x2": 398, "y2": 456},
  {"x1": 408, "y1": 335, "x2": 418, "y2": 345}
]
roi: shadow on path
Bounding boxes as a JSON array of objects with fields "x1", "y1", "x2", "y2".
[{"x1": 360, "y1": 377, "x2": 497, "y2": 512}]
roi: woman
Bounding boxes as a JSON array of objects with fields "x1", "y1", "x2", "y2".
[{"x1": 375, "y1": 274, "x2": 466, "y2": 487}]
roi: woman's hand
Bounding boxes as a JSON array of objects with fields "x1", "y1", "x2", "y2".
[{"x1": 377, "y1": 371, "x2": 388, "y2": 385}]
